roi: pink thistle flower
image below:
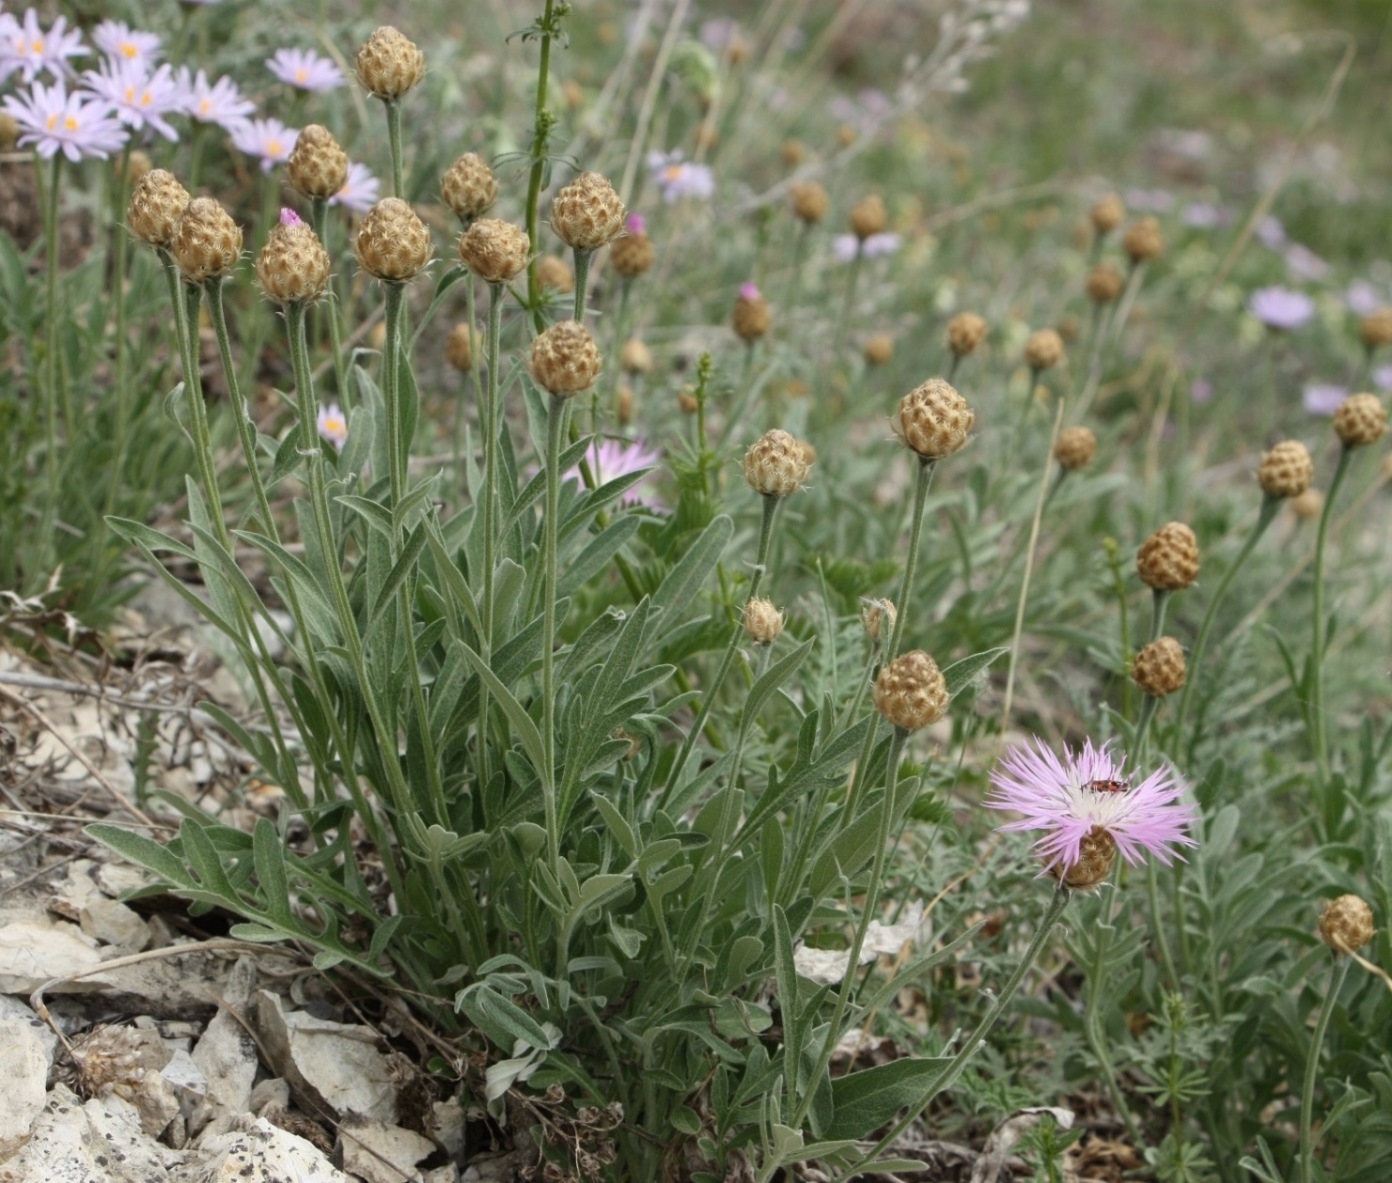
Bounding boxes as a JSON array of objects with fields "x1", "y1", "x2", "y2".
[
  {"x1": 739, "y1": 282, "x2": 761, "y2": 300},
  {"x1": 986, "y1": 738, "x2": 1196, "y2": 883},
  {"x1": 2, "y1": 79, "x2": 128, "y2": 161},
  {"x1": 0, "y1": 10, "x2": 87, "y2": 83},
  {"x1": 92, "y1": 20, "x2": 162, "y2": 66},
  {"x1": 177, "y1": 68, "x2": 255, "y2": 132},
  {"x1": 81, "y1": 59, "x2": 185, "y2": 142},
  {"x1": 568, "y1": 437, "x2": 664, "y2": 509},
  {"x1": 328, "y1": 161, "x2": 380, "y2": 214},
  {"x1": 626, "y1": 213, "x2": 646, "y2": 235},
  {"x1": 316, "y1": 403, "x2": 348, "y2": 448},
  {"x1": 279, "y1": 207, "x2": 303, "y2": 225},
  {"x1": 231, "y1": 117, "x2": 299, "y2": 172},
  {"x1": 266, "y1": 47, "x2": 344, "y2": 93}
]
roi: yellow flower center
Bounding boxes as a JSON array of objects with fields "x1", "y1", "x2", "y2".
[
  {"x1": 294, "y1": 68, "x2": 308, "y2": 83},
  {"x1": 120, "y1": 42, "x2": 138, "y2": 58},
  {"x1": 64, "y1": 116, "x2": 79, "y2": 131},
  {"x1": 124, "y1": 86, "x2": 136, "y2": 102},
  {"x1": 325, "y1": 416, "x2": 345, "y2": 434},
  {"x1": 198, "y1": 98, "x2": 212, "y2": 115},
  {"x1": 267, "y1": 139, "x2": 282, "y2": 156},
  {"x1": 33, "y1": 38, "x2": 44, "y2": 53},
  {"x1": 663, "y1": 165, "x2": 683, "y2": 182},
  {"x1": 45, "y1": 112, "x2": 58, "y2": 131}
]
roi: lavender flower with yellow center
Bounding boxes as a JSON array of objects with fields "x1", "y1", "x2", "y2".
[
  {"x1": 0, "y1": 10, "x2": 87, "y2": 82},
  {"x1": 176, "y1": 68, "x2": 254, "y2": 132},
  {"x1": 2, "y1": 79, "x2": 128, "y2": 160},
  {"x1": 231, "y1": 118, "x2": 298, "y2": 172},
  {"x1": 81, "y1": 59, "x2": 184, "y2": 141},
  {"x1": 267, "y1": 47, "x2": 344, "y2": 92},
  {"x1": 987, "y1": 738, "x2": 1196, "y2": 888},
  {"x1": 92, "y1": 21, "x2": 161, "y2": 66},
  {"x1": 330, "y1": 162, "x2": 380, "y2": 214},
  {"x1": 316, "y1": 402, "x2": 347, "y2": 448}
]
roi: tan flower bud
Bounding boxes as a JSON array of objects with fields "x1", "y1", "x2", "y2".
[
  {"x1": 1090, "y1": 194, "x2": 1125, "y2": 235},
  {"x1": 446, "y1": 322, "x2": 477, "y2": 372},
  {"x1": 946, "y1": 312, "x2": 987, "y2": 356},
  {"x1": 1360, "y1": 307, "x2": 1392, "y2": 351},
  {"x1": 1132, "y1": 636, "x2": 1186, "y2": 697},
  {"x1": 1137, "y1": 522, "x2": 1200, "y2": 591},
  {"x1": 458, "y1": 218, "x2": 530, "y2": 284},
  {"x1": 836, "y1": 123, "x2": 858, "y2": 148},
  {"x1": 1257, "y1": 440, "x2": 1314, "y2": 499},
  {"x1": 781, "y1": 139, "x2": 805, "y2": 167},
  {"x1": 1053, "y1": 826, "x2": 1117, "y2": 889},
  {"x1": 790, "y1": 180, "x2": 828, "y2": 224},
  {"x1": 0, "y1": 111, "x2": 19, "y2": 153},
  {"x1": 441, "y1": 152, "x2": 498, "y2": 223},
  {"x1": 863, "y1": 332, "x2": 894, "y2": 366},
  {"x1": 288, "y1": 124, "x2": 349, "y2": 201},
  {"x1": 536, "y1": 254, "x2": 575, "y2": 293},
  {"x1": 530, "y1": 320, "x2": 602, "y2": 397},
  {"x1": 256, "y1": 215, "x2": 331, "y2": 304},
  {"x1": 743, "y1": 428, "x2": 812, "y2": 497},
  {"x1": 732, "y1": 286, "x2": 772, "y2": 341},
  {"x1": 873, "y1": 650, "x2": 948, "y2": 731},
  {"x1": 127, "y1": 168, "x2": 190, "y2": 249},
  {"x1": 860, "y1": 597, "x2": 896, "y2": 647},
  {"x1": 1318, "y1": 893, "x2": 1375, "y2": 953},
  {"x1": 676, "y1": 387, "x2": 700, "y2": 414},
  {"x1": 743, "y1": 598, "x2": 784, "y2": 645},
  {"x1": 616, "y1": 384, "x2": 634, "y2": 425},
  {"x1": 119, "y1": 149, "x2": 152, "y2": 187},
  {"x1": 1290, "y1": 487, "x2": 1323, "y2": 521},
  {"x1": 619, "y1": 338, "x2": 653, "y2": 375},
  {"x1": 170, "y1": 196, "x2": 243, "y2": 283},
  {"x1": 1024, "y1": 328, "x2": 1064, "y2": 372},
  {"x1": 1332, "y1": 392, "x2": 1387, "y2": 448},
  {"x1": 850, "y1": 194, "x2": 887, "y2": 240},
  {"x1": 1086, "y1": 262, "x2": 1125, "y2": 304},
  {"x1": 355, "y1": 197, "x2": 432, "y2": 281},
  {"x1": 611, "y1": 229, "x2": 654, "y2": 278},
  {"x1": 1123, "y1": 216, "x2": 1164, "y2": 264},
  {"x1": 550, "y1": 171, "x2": 626, "y2": 251},
  {"x1": 891, "y1": 378, "x2": 975, "y2": 461},
  {"x1": 355, "y1": 26, "x2": 425, "y2": 100},
  {"x1": 1054, "y1": 425, "x2": 1097, "y2": 471}
]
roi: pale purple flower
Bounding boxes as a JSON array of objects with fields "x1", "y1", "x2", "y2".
[
  {"x1": 267, "y1": 47, "x2": 343, "y2": 93},
  {"x1": 648, "y1": 150, "x2": 714, "y2": 203},
  {"x1": 986, "y1": 738, "x2": 1196, "y2": 879},
  {"x1": 0, "y1": 10, "x2": 87, "y2": 82},
  {"x1": 231, "y1": 118, "x2": 298, "y2": 171},
  {"x1": 570, "y1": 437, "x2": 663, "y2": 508},
  {"x1": 1283, "y1": 243, "x2": 1330, "y2": 283},
  {"x1": 92, "y1": 20, "x2": 162, "y2": 66},
  {"x1": 1345, "y1": 280, "x2": 1386, "y2": 317},
  {"x1": 832, "y1": 232, "x2": 902, "y2": 263},
  {"x1": 1124, "y1": 187, "x2": 1175, "y2": 213},
  {"x1": 279, "y1": 207, "x2": 303, "y2": 225},
  {"x1": 1302, "y1": 383, "x2": 1347, "y2": 416},
  {"x1": 1249, "y1": 286, "x2": 1314, "y2": 331},
  {"x1": 328, "y1": 161, "x2": 380, "y2": 214},
  {"x1": 2, "y1": 79, "x2": 128, "y2": 161},
  {"x1": 1181, "y1": 202, "x2": 1228, "y2": 229},
  {"x1": 316, "y1": 403, "x2": 348, "y2": 448},
  {"x1": 739, "y1": 282, "x2": 761, "y2": 300},
  {"x1": 178, "y1": 68, "x2": 255, "y2": 132},
  {"x1": 1255, "y1": 216, "x2": 1286, "y2": 249},
  {"x1": 82, "y1": 59, "x2": 184, "y2": 141},
  {"x1": 1373, "y1": 365, "x2": 1392, "y2": 392}
]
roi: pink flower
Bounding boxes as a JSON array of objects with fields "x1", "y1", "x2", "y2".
[
  {"x1": 986, "y1": 738, "x2": 1196, "y2": 878},
  {"x1": 279, "y1": 207, "x2": 303, "y2": 225},
  {"x1": 1248, "y1": 286, "x2": 1314, "y2": 331},
  {"x1": 92, "y1": 21, "x2": 162, "y2": 66},
  {"x1": 739, "y1": 282, "x2": 761, "y2": 300},
  {"x1": 569, "y1": 437, "x2": 664, "y2": 509},
  {"x1": 266, "y1": 47, "x2": 343, "y2": 92},
  {"x1": 626, "y1": 213, "x2": 646, "y2": 235},
  {"x1": 231, "y1": 118, "x2": 298, "y2": 171},
  {"x1": 316, "y1": 403, "x2": 347, "y2": 448},
  {"x1": 328, "y1": 161, "x2": 380, "y2": 214},
  {"x1": 0, "y1": 10, "x2": 88, "y2": 83},
  {"x1": 81, "y1": 59, "x2": 185, "y2": 142},
  {"x1": 2, "y1": 79, "x2": 128, "y2": 161},
  {"x1": 177, "y1": 68, "x2": 255, "y2": 132}
]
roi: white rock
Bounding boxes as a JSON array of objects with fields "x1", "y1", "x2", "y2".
[
  {"x1": 162, "y1": 1048, "x2": 209, "y2": 1110},
  {"x1": 183, "y1": 1114, "x2": 351, "y2": 1183},
  {"x1": 80, "y1": 899, "x2": 153, "y2": 952},
  {"x1": 430, "y1": 1097, "x2": 466, "y2": 1161},
  {"x1": 0, "y1": 918, "x2": 103, "y2": 994},
  {"x1": 0, "y1": 998, "x2": 54, "y2": 1160},
  {"x1": 0, "y1": 1083, "x2": 184, "y2": 1181},
  {"x1": 191, "y1": 958, "x2": 258, "y2": 1126},
  {"x1": 339, "y1": 1116, "x2": 437, "y2": 1183},
  {"x1": 254, "y1": 991, "x2": 398, "y2": 1123}
]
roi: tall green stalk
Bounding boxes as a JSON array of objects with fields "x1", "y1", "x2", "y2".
[
  {"x1": 38, "y1": 154, "x2": 62, "y2": 554},
  {"x1": 540, "y1": 392, "x2": 573, "y2": 879},
  {"x1": 1299, "y1": 955, "x2": 1351, "y2": 1183},
  {"x1": 524, "y1": 0, "x2": 562, "y2": 331},
  {"x1": 1309, "y1": 447, "x2": 1352, "y2": 786},
  {"x1": 476, "y1": 282, "x2": 507, "y2": 788}
]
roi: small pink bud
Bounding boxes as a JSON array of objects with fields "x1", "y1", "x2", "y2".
[
  {"x1": 626, "y1": 213, "x2": 646, "y2": 235},
  {"x1": 739, "y1": 282, "x2": 761, "y2": 301},
  {"x1": 279, "y1": 207, "x2": 303, "y2": 225}
]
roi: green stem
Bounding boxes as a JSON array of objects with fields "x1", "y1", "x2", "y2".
[
  {"x1": 310, "y1": 197, "x2": 350, "y2": 411},
  {"x1": 385, "y1": 98, "x2": 404, "y2": 199},
  {"x1": 1174, "y1": 497, "x2": 1280, "y2": 736},
  {"x1": 39, "y1": 153, "x2": 62, "y2": 550},
  {"x1": 180, "y1": 283, "x2": 229, "y2": 540},
  {"x1": 1300, "y1": 955, "x2": 1351, "y2": 1183},
  {"x1": 886, "y1": 458, "x2": 935, "y2": 661},
  {"x1": 1150, "y1": 587, "x2": 1171, "y2": 644},
  {"x1": 105, "y1": 143, "x2": 133, "y2": 519},
  {"x1": 382, "y1": 282, "x2": 408, "y2": 509},
  {"x1": 476, "y1": 282, "x2": 506, "y2": 786},
  {"x1": 524, "y1": 0, "x2": 559, "y2": 332},
  {"x1": 1310, "y1": 448, "x2": 1353, "y2": 786},
  {"x1": 541, "y1": 392, "x2": 572, "y2": 879},
  {"x1": 572, "y1": 246, "x2": 592, "y2": 323}
]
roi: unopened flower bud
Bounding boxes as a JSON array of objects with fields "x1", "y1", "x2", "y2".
[
  {"x1": 873, "y1": 650, "x2": 948, "y2": 731},
  {"x1": 1360, "y1": 308, "x2": 1392, "y2": 351},
  {"x1": 1123, "y1": 216, "x2": 1164, "y2": 264},
  {"x1": 1137, "y1": 522, "x2": 1200, "y2": 591},
  {"x1": 1132, "y1": 636, "x2": 1186, "y2": 697},
  {"x1": 850, "y1": 194, "x2": 886, "y2": 240},
  {"x1": 611, "y1": 214, "x2": 654, "y2": 278},
  {"x1": 1090, "y1": 194, "x2": 1125, "y2": 235},
  {"x1": 458, "y1": 218, "x2": 530, "y2": 284},
  {"x1": 536, "y1": 254, "x2": 575, "y2": 293},
  {"x1": 1054, "y1": 425, "x2": 1097, "y2": 471},
  {"x1": 616, "y1": 384, "x2": 634, "y2": 425},
  {"x1": 446, "y1": 323, "x2": 477, "y2": 372},
  {"x1": 781, "y1": 139, "x2": 805, "y2": 167},
  {"x1": 620, "y1": 338, "x2": 653, "y2": 375},
  {"x1": 1332, "y1": 392, "x2": 1387, "y2": 448},
  {"x1": 1257, "y1": 440, "x2": 1313, "y2": 499},
  {"x1": 743, "y1": 598, "x2": 784, "y2": 645},
  {"x1": 1290, "y1": 487, "x2": 1323, "y2": 521},
  {"x1": 288, "y1": 124, "x2": 349, "y2": 201},
  {"x1": 1024, "y1": 328, "x2": 1064, "y2": 372},
  {"x1": 530, "y1": 320, "x2": 601, "y2": 397},
  {"x1": 864, "y1": 332, "x2": 894, "y2": 366},
  {"x1": 860, "y1": 597, "x2": 896, "y2": 647},
  {"x1": 743, "y1": 428, "x2": 811, "y2": 497},
  {"x1": 128, "y1": 168, "x2": 190, "y2": 249},
  {"x1": 170, "y1": 196, "x2": 243, "y2": 282},
  {"x1": 355, "y1": 197, "x2": 431, "y2": 281},
  {"x1": 790, "y1": 180, "x2": 828, "y2": 224},
  {"x1": 732, "y1": 282, "x2": 771, "y2": 341},
  {"x1": 550, "y1": 170, "x2": 626, "y2": 251},
  {"x1": 1318, "y1": 893, "x2": 1375, "y2": 953},
  {"x1": 891, "y1": 378, "x2": 974, "y2": 461},
  {"x1": 1086, "y1": 262, "x2": 1125, "y2": 304},
  {"x1": 947, "y1": 312, "x2": 987, "y2": 357},
  {"x1": 441, "y1": 152, "x2": 498, "y2": 223},
  {"x1": 257, "y1": 209, "x2": 332, "y2": 303},
  {"x1": 356, "y1": 26, "x2": 425, "y2": 99}
]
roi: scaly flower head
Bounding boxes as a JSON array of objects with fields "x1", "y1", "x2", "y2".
[
  {"x1": 92, "y1": 21, "x2": 162, "y2": 66},
  {"x1": 82, "y1": 59, "x2": 184, "y2": 141},
  {"x1": 986, "y1": 738, "x2": 1196, "y2": 886},
  {"x1": 1249, "y1": 285, "x2": 1314, "y2": 331},
  {"x1": 267, "y1": 47, "x2": 344, "y2": 92},
  {"x1": 317, "y1": 403, "x2": 348, "y2": 448},
  {"x1": 2, "y1": 79, "x2": 128, "y2": 161},
  {"x1": 231, "y1": 117, "x2": 299, "y2": 171},
  {"x1": 177, "y1": 68, "x2": 254, "y2": 131},
  {"x1": 647, "y1": 150, "x2": 714, "y2": 203},
  {"x1": 328, "y1": 161, "x2": 381, "y2": 214},
  {"x1": 0, "y1": 10, "x2": 87, "y2": 83}
]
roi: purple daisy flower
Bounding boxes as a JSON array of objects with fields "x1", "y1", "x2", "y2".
[
  {"x1": 328, "y1": 161, "x2": 380, "y2": 214},
  {"x1": 986, "y1": 738, "x2": 1196, "y2": 885},
  {"x1": 648, "y1": 150, "x2": 714, "y2": 203},
  {"x1": 0, "y1": 9, "x2": 88, "y2": 83},
  {"x1": 570, "y1": 437, "x2": 664, "y2": 508},
  {"x1": 1373, "y1": 365, "x2": 1392, "y2": 393},
  {"x1": 1249, "y1": 286, "x2": 1314, "y2": 331},
  {"x1": 316, "y1": 402, "x2": 347, "y2": 448},
  {"x1": 266, "y1": 47, "x2": 343, "y2": 93},
  {"x1": 2, "y1": 79, "x2": 128, "y2": 161},
  {"x1": 92, "y1": 20, "x2": 162, "y2": 66},
  {"x1": 82, "y1": 59, "x2": 185, "y2": 142},
  {"x1": 231, "y1": 117, "x2": 298, "y2": 171},
  {"x1": 1302, "y1": 383, "x2": 1348, "y2": 416},
  {"x1": 177, "y1": 68, "x2": 255, "y2": 132}
]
